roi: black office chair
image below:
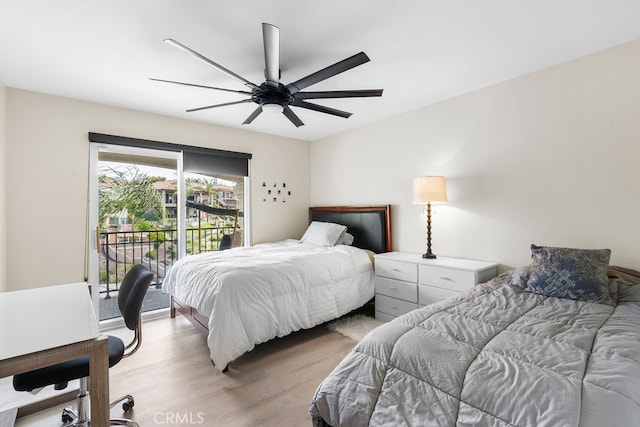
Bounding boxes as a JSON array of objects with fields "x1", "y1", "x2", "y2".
[
  {"x1": 219, "y1": 234, "x2": 232, "y2": 250},
  {"x1": 13, "y1": 265, "x2": 154, "y2": 427}
]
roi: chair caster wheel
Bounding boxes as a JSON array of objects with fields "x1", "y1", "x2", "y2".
[
  {"x1": 61, "y1": 409, "x2": 74, "y2": 423},
  {"x1": 123, "y1": 398, "x2": 135, "y2": 412}
]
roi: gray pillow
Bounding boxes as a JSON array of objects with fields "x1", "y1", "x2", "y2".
[
  {"x1": 335, "y1": 231, "x2": 354, "y2": 246},
  {"x1": 300, "y1": 221, "x2": 347, "y2": 247},
  {"x1": 526, "y1": 244, "x2": 612, "y2": 305}
]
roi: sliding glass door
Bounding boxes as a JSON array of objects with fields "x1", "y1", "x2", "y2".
[
  {"x1": 88, "y1": 144, "x2": 185, "y2": 320},
  {"x1": 88, "y1": 141, "x2": 250, "y2": 322}
]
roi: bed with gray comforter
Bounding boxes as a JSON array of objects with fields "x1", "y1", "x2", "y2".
[{"x1": 309, "y1": 265, "x2": 640, "y2": 426}]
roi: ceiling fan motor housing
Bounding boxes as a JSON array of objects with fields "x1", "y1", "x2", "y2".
[{"x1": 252, "y1": 82, "x2": 294, "y2": 107}]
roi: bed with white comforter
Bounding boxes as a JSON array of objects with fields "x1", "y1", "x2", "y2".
[
  {"x1": 309, "y1": 265, "x2": 640, "y2": 426},
  {"x1": 162, "y1": 239, "x2": 374, "y2": 370}
]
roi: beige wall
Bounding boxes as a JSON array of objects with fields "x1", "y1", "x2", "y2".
[
  {"x1": 311, "y1": 39, "x2": 640, "y2": 270},
  {"x1": 5, "y1": 90, "x2": 310, "y2": 290},
  {"x1": 0, "y1": 80, "x2": 6, "y2": 292}
]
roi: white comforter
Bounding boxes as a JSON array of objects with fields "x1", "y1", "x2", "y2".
[{"x1": 162, "y1": 240, "x2": 374, "y2": 370}]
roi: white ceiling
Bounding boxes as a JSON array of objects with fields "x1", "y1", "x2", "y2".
[{"x1": 2, "y1": 1, "x2": 640, "y2": 142}]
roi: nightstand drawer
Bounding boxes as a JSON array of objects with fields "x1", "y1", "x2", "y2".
[
  {"x1": 375, "y1": 311, "x2": 397, "y2": 322},
  {"x1": 375, "y1": 294, "x2": 417, "y2": 317},
  {"x1": 419, "y1": 285, "x2": 460, "y2": 306},
  {"x1": 375, "y1": 277, "x2": 418, "y2": 303},
  {"x1": 419, "y1": 265, "x2": 475, "y2": 292},
  {"x1": 375, "y1": 259, "x2": 417, "y2": 282}
]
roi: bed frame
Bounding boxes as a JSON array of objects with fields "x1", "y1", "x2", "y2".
[{"x1": 169, "y1": 205, "x2": 392, "y2": 336}]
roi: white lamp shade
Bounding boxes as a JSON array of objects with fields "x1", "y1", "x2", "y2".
[{"x1": 413, "y1": 176, "x2": 448, "y2": 203}]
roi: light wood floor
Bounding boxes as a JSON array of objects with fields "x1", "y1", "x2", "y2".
[{"x1": 9, "y1": 313, "x2": 357, "y2": 426}]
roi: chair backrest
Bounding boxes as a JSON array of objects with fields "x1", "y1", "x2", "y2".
[
  {"x1": 219, "y1": 234, "x2": 232, "y2": 251},
  {"x1": 117, "y1": 265, "x2": 154, "y2": 331}
]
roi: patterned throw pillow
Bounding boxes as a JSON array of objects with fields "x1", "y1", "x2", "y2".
[
  {"x1": 526, "y1": 244, "x2": 613, "y2": 305},
  {"x1": 300, "y1": 222, "x2": 347, "y2": 247}
]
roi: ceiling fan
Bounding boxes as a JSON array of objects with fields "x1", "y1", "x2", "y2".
[{"x1": 150, "y1": 23, "x2": 383, "y2": 127}]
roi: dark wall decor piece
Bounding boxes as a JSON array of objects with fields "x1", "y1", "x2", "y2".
[{"x1": 261, "y1": 181, "x2": 292, "y2": 203}]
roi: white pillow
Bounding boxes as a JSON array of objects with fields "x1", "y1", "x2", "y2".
[
  {"x1": 335, "y1": 231, "x2": 354, "y2": 246},
  {"x1": 300, "y1": 221, "x2": 347, "y2": 247}
]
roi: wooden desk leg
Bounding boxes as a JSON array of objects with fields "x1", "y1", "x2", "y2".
[{"x1": 89, "y1": 336, "x2": 110, "y2": 427}]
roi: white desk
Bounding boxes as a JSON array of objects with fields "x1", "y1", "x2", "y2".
[{"x1": 0, "y1": 283, "x2": 109, "y2": 427}]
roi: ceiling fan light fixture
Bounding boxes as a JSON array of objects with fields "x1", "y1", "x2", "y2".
[{"x1": 262, "y1": 103, "x2": 285, "y2": 113}]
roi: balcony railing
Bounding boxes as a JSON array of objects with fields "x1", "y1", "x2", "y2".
[{"x1": 99, "y1": 226, "x2": 236, "y2": 299}]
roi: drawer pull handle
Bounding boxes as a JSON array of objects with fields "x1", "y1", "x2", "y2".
[
  {"x1": 391, "y1": 304, "x2": 398, "y2": 309},
  {"x1": 389, "y1": 286, "x2": 397, "y2": 290},
  {"x1": 392, "y1": 268, "x2": 401, "y2": 272},
  {"x1": 440, "y1": 276, "x2": 453, "y2": 281}
]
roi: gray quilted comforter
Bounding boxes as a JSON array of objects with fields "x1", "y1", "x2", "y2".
[{"x1": 309, "y1": 267, "x2": 640, "y2": 426}]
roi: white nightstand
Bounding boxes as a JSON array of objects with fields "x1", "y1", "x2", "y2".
[{"x1": 374, "y1": 252, "x2": 498, "y2": 322}]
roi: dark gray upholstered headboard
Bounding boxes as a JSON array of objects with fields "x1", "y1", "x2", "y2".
[{"x1": 309, "y1": 205, "x2": 392, "y2": 254}]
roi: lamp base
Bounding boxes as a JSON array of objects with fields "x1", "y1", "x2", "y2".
[{"x1": 422, "y1": 252, "x2": 437, "y2": 259}]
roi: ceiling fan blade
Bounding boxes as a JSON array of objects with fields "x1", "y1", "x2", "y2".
[
  {"x1": 294, "y1": 89, "x2": 383, "y2": 100},
  {"x1": 186, "y1": 99, "x2": 252, "y2": 113},
  {"x1": 149, "y1": 78, "x2": 252, "y2": 95},
  {"x1": 262, "y1": 23, "x2": 280, "y2": 87},
  {"x1": 291, "y1": 100, "x2": 352, "y2": 118},
  {"x1": 164, "y1": 38, "x2": 259, "y2": 90},
  {"x1": 243, "y1": 106, "x2": 263, "y2": 125},
  {"x1": 282, "y1": 105, "x2": 304, "y2": 127},
  {"x1": 286, "y1": 52, "x2": 371, "y2": 95}
]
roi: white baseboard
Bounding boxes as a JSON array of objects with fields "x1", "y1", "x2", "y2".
[{"x1": 99, "y1": 307, "x2": 169, "y2": 332}]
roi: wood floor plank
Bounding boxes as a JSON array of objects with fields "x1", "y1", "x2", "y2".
[{"x1": 11, "y1": 314, "x2": 357, "y2": 427}]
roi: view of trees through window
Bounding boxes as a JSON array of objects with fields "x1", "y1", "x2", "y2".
[{"x1": 97, "y1": 160, "x2": 244, "y2": 320}]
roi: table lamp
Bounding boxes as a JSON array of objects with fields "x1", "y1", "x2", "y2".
[{"x1": 413, "y1": 176, "x2": 448, "y2": 259}]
